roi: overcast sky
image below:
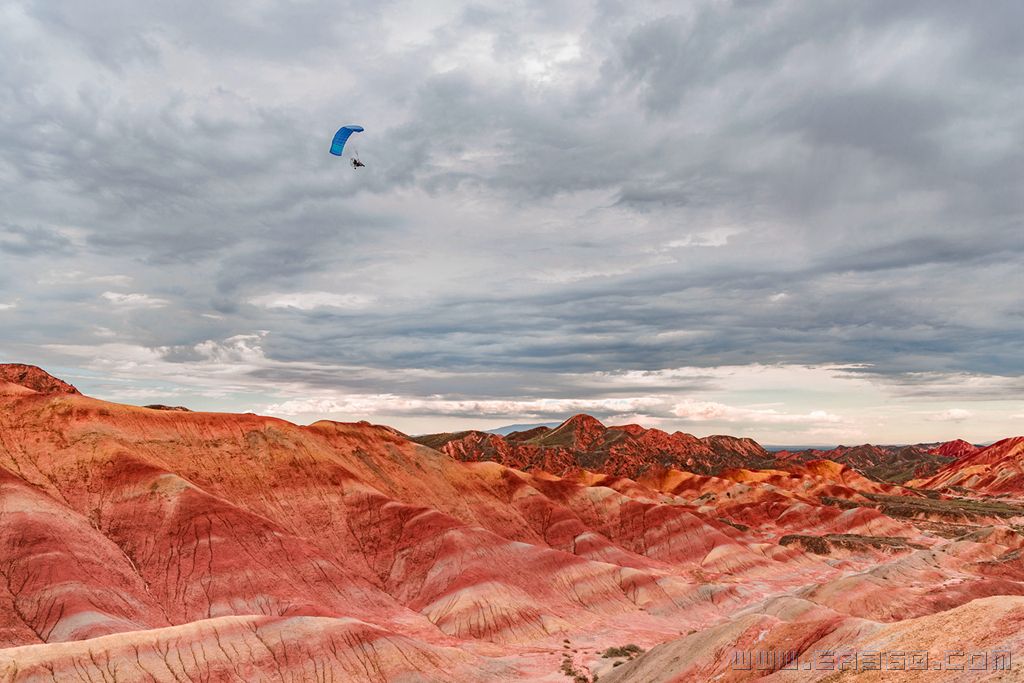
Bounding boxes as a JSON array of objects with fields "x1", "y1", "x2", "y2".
[{"x1": 1, "y1": 0, "x2": 1022, "y2": 444}]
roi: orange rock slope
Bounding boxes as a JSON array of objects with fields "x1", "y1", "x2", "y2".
[{"x1": 1, "y1": 365, "x2": 1023, "y2": 681}]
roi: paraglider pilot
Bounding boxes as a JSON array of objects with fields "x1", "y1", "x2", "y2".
[{"x1": 330, "y1": 125, "x2": 366, "y2": 167}]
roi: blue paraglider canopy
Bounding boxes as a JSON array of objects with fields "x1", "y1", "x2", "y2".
[{"x1": 330, "y1": 125, "x2": 364, "y2": 156}]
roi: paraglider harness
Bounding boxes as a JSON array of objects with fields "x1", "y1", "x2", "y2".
[{"x1": 350, "y1": 150, "x2": 365, "y2": 169}]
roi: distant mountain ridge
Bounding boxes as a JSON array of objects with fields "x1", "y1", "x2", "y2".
[
  {"x1": 421, "y1": 416, "x2": 988, "y2": 484},
  {"x1": 486, "y1": 422, "x2": 561, "y2": 436},
  {"x1": 773, "y1": 444, "x2": 961, "y2": 484},
  {"x1": 415, "y1": 414, "x2": 775, "y2": 477}
]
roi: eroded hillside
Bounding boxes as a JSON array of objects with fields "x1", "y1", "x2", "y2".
[{"x1": 0, "y1": 366, "x2": 1022, "y2": 681}]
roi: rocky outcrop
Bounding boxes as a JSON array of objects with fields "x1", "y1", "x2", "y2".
[{"x1": 0, "y1": 364, "x2": 79, "y2": 395}]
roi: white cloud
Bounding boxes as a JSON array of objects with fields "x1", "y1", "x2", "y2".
[
  {"x1": 532, "y1": 265, "x2": 637, "y2": 284},
  {"x1": 0, "y1": 302, "x2": 16, "y2": 311},
  {"x1": 589, "y1": 364, "x2": 875, "y2": 394},
  {"x1": 249, "y1": 291, "x2": 374, "y2": 311},
  {"x1": 42, "y1": 334, "x2": 274, "y2": 399},
  {"x1": 40, "y1": 271, "x2": 132, "y2": 286},
  {"x1": 517, "y1": 35, "x2": 581, "y2": 85},
  {"x1": 671, "y1": 399, "x2": 843, "y2": 425},
  {"x1": 662, "y1": 228, "x2": 738, "y2": 249},
  {"x1": 265, "y1": 395, "x2": 666, "y2": 419},
  {"x1": 928, "y1": 408, "x2": 973, "y2": 423},
  {"x1": 101, "y1": 292, "x2": 169, "y2": 308},
  {"x1": 193, "y1": 334, "x2": 269, "y2": 364}
]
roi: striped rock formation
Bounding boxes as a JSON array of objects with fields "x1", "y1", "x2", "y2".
[{"x1": 0, "y1": 365, "x2": 1022, "y2": 681}]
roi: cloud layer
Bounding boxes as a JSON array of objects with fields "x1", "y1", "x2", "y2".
[{"x1": 1, "y1": 1, "x2": 1021, "y2": 443}]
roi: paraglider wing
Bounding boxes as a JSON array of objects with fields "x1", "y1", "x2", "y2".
[{"x1": 330, "y1": 125, "x2": 364, "y2": 156}]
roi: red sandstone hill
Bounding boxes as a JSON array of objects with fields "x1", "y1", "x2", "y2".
[
  {"x1": 415, "y1": 414, "x2": 775, "y2": 477},
  {"x1": 929, "y1": 437, "x2": 982, "y2": 459},
  {"x1": 909, "y1": 437, "x2": 1024, "y2": 495},
  {"x1": 1, "y1": 364, "x2": 1023, "y2": 681}
]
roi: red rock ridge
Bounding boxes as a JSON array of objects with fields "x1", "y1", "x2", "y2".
[
  {"x1": 928, "y1": 438, "x2": 981, "y2": 459},
  {"x1": 415, "y1": 414, "x2": 773, "y2": 477}
]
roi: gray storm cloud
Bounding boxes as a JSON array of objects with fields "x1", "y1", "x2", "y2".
[{"x1": 0, "y1": 0, "x2": 1021, "y2": 442}]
